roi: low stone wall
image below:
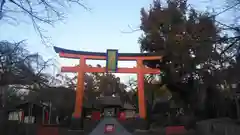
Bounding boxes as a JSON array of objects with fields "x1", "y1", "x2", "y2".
[
  {"x1": 196, "y1": 118, "x2": 240, "y2": 135},
  {"x1": 0, "y1": 111, "x2": 8, "y2": 135},
  {"x1": 4, "y1": 121, "x2": 37, "y2": 135},
  {"x1": 83, "y1": 120, "x2": 100, "y2": 133},
  {"x1": 119, "y1": 118, "x2": 148, "y2": 132},
  {"x1": 58, "y1": 128, "x2": 84, "y2": 135}
]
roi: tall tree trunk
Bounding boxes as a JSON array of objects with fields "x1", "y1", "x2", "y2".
[
  {"x1": 197, "y1": 85, "x2": 207, "y2": 119},
  {"x1": 0, "y1": 86, "x2": 7, "y2": 109},
  {"x1": 0, "y1": 86, "x2": 8, "y2": 134}
]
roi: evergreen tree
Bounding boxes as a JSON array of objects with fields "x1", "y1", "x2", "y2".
[{"x1": 139, "y1": 0, "x2": 224, "y2": 117}]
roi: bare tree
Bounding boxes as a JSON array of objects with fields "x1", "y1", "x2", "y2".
[
  {"x1": 0, "y1": 40, "x2": 55, "y2": 105},
  {"x1": 0, "y1": 40, "x2": 53, "y2": 86},
  {"x1": 0, "y1": 0, "x2": 88, "y2": 44},
  {"x1": 0, "y1": 40, "x2": 55, "y2": 131}
]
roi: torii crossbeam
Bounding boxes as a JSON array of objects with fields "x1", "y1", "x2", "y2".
[{"x1": 53, "y1": 46, "x2": 162, "y2": 122}]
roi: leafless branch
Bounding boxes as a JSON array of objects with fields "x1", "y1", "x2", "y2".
[
  {"x1": 0, "y1": 0, "x2": 5, "y2": 19},
  {"x1": 0, "y1": 0, "x2": 89, "y2": 45},
  {"x1": 0, "y1": 41, "x2": 57, "y2": 86},
  {"x1": 68, "y1": 0, "x2": 90, "y2": 11},
  {"x1": 121, "y1": 24, "x2": 140, "y2": 34},
  {"x1": 216, "y1": 20, "x2": 240, "y2": 32}
]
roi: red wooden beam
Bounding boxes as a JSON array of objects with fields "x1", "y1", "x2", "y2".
[{"x1": 61, "y1": 66, "x2": 160, "y2": 74}]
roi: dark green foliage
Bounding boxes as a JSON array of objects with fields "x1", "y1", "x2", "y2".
[{"x1": 138, "y1": 0, "x2": 232, "y2": 118}]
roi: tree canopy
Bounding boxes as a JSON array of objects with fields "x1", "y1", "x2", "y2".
[
  {"x1": 0, "y1": 41, "x2": 51, "y2": 86},
  {"x1": 139, "y1": 0, "x2": 239, "y2": 118}
]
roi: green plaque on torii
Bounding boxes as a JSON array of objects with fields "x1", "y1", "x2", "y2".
[{"x1": 106, "y1": 49, "x2": 118, "y2": 73}]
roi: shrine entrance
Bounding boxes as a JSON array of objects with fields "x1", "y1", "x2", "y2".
[{"x1": 53, "y1": 46, "x2": 162, "y2": 128}]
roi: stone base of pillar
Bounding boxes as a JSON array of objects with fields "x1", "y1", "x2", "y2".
[
  {"x1": 135, "y1": 118, "x2": 148, "y2": 130},
  {"x1": 70, "y1": 117, "x2": 83, "y2": 130}
]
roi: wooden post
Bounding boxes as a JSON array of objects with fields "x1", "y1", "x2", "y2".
[
  {"x1": 42, "y1": 107, "x2": 45, "y2": 124},
  {"x1": 73, "y1": 56, "x2": 86, "y2": 118},
  {"x1": 49, "y1": 101, "x2": 52, "y2": 124},
  {"x1": 137, "y1": 60, "x2": 146, "y2": 119}
]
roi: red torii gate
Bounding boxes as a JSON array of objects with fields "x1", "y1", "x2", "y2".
[{"x1": 53, "y1": 46, "x2": 162, "y2": 121}]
